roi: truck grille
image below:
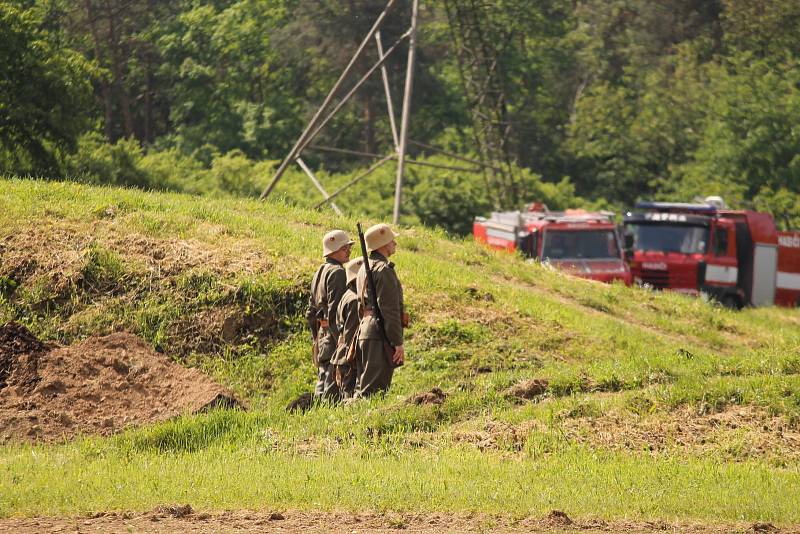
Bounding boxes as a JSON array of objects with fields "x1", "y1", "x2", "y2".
[{"x1": 639, "y1": 269, "x2": 669, "y2": 289}]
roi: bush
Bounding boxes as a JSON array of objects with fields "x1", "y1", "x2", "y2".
[
  {"x1": 63, "y1": 132, "x2": 150, "y2": 188},
  {"x1": 208, "y1": 150, "x2": 274, "y2": 197},
  {"x1": 139, "y1": 148, "x2": 213, "y2": 194}
]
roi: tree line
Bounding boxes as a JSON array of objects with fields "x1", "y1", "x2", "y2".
[{"x1": 1, "y1": 0, "x2": 799, "y2": 232}]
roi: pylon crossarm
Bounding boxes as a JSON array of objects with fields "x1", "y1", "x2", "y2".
[
  {"x1": 313, "y1": 154, "x2": 395, "y2": 209},
  {"x1": 405, "y1": 159, "x2": 480, "y2": 173},
  {"x1": 307, "y1": 145, "x2": 386, "y2": 160},
  {"x1": 409, "y1": 140, "x2": 501, "y2": 171},
  {"x1": 376, "y1": 31, "x2": 400, "y2": 152},
  {"x1": 296, "y1": 158, "x2": 343, "y2": 216}
]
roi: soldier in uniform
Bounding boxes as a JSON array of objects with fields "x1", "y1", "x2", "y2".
[
  {"x1": 355, "y1": 223, "x2": 407, "y2": 397},
  {"x1": 307, "y1": 230, "x2": 353, "y2": 401},
  {"x1": 330, "y1": 257, "x2": 363, "y2": 400}
]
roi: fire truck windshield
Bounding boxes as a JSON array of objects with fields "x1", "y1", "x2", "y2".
[
  {"x1": 627, "y1": 223, "x2": 708, "y2": 254},
  {"x1": 541, "y1": 230, "x2": 620, "y2": 260}
]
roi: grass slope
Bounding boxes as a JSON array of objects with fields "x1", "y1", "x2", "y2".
[{"x1": 1, "y1": 179, "x2": 799, "y2": 523}]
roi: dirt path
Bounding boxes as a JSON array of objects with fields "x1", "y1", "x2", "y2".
[{"x1": 0, "y1": 509, "x2": 792, "y2": 533}]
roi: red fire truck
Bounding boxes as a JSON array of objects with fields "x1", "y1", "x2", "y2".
[
  {"x1": 474, "y1": 205, "x2": 632, "y2": 284},
  {"x1": 623, "y1": 201, "x2": 800, "y2": 308}
]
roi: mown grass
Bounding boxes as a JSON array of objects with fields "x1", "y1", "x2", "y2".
[
  {"x1": 1, "y1": 416, "x2": 799, "y2": 522},
  {"x1": 1, "y1": 178, "x2": 799, "y2": 523}
]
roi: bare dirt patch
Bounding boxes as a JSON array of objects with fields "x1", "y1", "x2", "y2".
[
  {"x1": 453, "y1": 420, "x2": 544, "y2": 452},
  {"x1": 0, "y1": 322, "x2": 50, "y2": 392},
  {"x1": 0, "y1": 323, "x2": 244, "y2": 443},
  {"x1": 0, "y1": 510, "x2": 793, "y2": 533},
  {"x1": 286, "y1": 392, "x2": 314, "y2": 413},
  {"x1": 408, "y1": 387, "x2": 447, "y2": 405},
  {"x1": 505, "y1": 378, "x2": 549, "y2": 400}
]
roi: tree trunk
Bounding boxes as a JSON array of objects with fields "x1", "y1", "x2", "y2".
[
  {"x1": 104, "y1": 0, "x2": 134, "y2": 139},
  {"x1": 83, "y1": 0, "x2": 115, "y2": 140}
]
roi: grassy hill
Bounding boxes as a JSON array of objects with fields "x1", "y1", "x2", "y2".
[{"x1": 1, "y1": 179, "x2": 799, "y2": 525}]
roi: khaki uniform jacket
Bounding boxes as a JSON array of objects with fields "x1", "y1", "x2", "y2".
[
  {"x1": 307, "y1": 258, "x2": 346, "y2": 363},
  {"x1": 356, "y1": 252, "x2": 404, "y2": 346},
  {"x1": 330, "y1": 288, "x2": 359, "y2": 366}
]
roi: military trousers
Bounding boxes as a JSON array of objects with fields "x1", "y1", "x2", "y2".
[
  {"x1": 332, "y1": 363, "x2": 355, "y2": 399},
  {"x1": 355, "y1": 338, "x2": 393, "y2": 397},
  {"x1": 314, "y1": 360, "x2": 341, "y2": 402}
]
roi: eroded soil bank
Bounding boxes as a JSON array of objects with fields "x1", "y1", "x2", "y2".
[
  {"x1": 0, "y1": 323, "x2": 243, "y2": 442},
  {"x1": 0, "y1": 509, "x2": 793, "y2": 533}
]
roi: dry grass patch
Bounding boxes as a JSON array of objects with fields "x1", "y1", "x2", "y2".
[{"x1": 561, "y1": 405, "x2": 800, "y2": 462}]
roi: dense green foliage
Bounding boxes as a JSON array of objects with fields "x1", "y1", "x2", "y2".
[
  {"x1": 0, "y1": 2, "x2": 95, "y2": 174},
  {"x1": 1, "y1": 0, "x2": 800, "y2": 231}
]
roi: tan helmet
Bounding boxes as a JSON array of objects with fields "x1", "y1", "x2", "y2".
[
  {"x1": 345, "y1": 257, "x2": 364, "y2": 285},
  {"x1": 322, "y1": 230, "x2": 354, "y2": 257},
  {"x1": 365, "y1": 223, "x2": 399, "y2": 251}
]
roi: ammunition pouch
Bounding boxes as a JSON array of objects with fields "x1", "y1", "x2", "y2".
[{"x1": 401, "y1": 312, "x2": 410, "y2": 328}]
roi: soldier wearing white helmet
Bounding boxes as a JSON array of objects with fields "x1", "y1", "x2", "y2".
[
  {"x1": 307, "y1": 229, "x2": 353, "y2": 401},
  {"x1": 330, "y1": 257, "x2": 364, "y2": 399},
  {"x1": 354, "y1": 223, "x2": 408, "y2": 396}
]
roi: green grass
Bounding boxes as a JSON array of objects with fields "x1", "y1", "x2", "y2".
[
  {"x1": 1, "y1": 178, "x2": 800, "y2": 524},
  {"x1": 3, "y1": 438, "x2": 799, "y2": 522}
]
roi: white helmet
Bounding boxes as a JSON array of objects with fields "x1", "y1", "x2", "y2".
[
  {"x1": 345, "y1": 258, "x2": 364, "y2": 285},
  {"x1": 365, "y1": 223, "x2": 399, "y2": 251},
  {"x1": 322, "y1": 230, "x2": 354, "y2": 257}
]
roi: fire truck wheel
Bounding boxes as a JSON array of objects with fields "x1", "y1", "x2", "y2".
[{"x1": 720, "y1": 294, "x2": 741, "y2": 310}]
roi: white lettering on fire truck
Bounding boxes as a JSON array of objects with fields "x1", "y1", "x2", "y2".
[
  {"x1": 644, "y1": 213, "x2": 688, "y2": 222},
  {"x1": 778, "y1": 234, "x2": 800, "y2": 248},
  {"x1": 642, "y1": 262, "x2": 668, "y2": 271}
]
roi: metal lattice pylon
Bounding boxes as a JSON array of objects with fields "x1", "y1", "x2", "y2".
[
  {"x1": 443, "y1": 0, "x2": 520, "y2": 209},
  {"x1": 260, "y1": 0, "x2": 420, "y2": 224},
  {"x1": 260, "y1": 0, "x2": 507, "y2": 222}
]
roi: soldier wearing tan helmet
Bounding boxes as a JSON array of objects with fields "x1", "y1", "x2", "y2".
[
  {"x1": 355, "y1": 223, "x2": 408, "y2": 397},
  {"x1": 329, "y1": 257, "x2": 364, "y2": 399},
  {"x1": 307, "y1": 229, "x2": 353, "y2": 401}
]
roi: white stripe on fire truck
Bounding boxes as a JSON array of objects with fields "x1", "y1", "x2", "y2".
[
  {"x1": 486, "y1": 227, "x2": 516, "y2": 241},
  {"x1": 777, "y1": 271, "x2": 800, "y2": 291},
  {"x1": 705, "y1": 265, "x2": 738, "y2": 285}
]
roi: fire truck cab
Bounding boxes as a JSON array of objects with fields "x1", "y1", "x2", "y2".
[
  {"x1": 474, "y1": 205, "x2": 632, "y2": 285},
  {"x1": 623, "y1": 201, "x2": 800, "y2": 308}
]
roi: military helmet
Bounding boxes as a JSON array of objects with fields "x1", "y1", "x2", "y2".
[
  {"x1": 365, "y1": 223, "x2": 399, "y2": 251},
  {"x1": 322, "y1": 230, "x2": 354, "y2": 257},
  {"x1": 345, "y1": 257, "x2": 364, "y2": 285}
]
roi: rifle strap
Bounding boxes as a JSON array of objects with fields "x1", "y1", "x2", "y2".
[
  {"x1": 345, "y1": 327, "x2": 359, "y2": 365},
  {"x1": 358, "y1": 265, "x2": 369, "y2": 313}
]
